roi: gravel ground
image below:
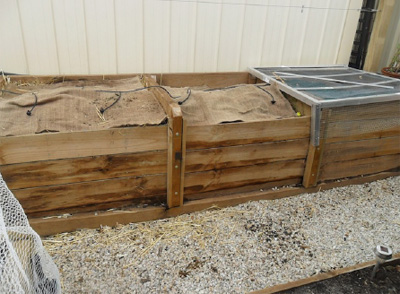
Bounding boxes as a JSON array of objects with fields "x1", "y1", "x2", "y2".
[{"x1": 43, "y1": 177, "x2": 400, "y2": 293}]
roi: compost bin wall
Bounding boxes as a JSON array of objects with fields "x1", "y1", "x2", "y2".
[{"x1": 318, "y1": 100, "x2": 400, "y2": 182}]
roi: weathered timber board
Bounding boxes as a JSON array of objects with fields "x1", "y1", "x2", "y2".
[
  {"x1": 186, "y1": 117, "x2": 310, "y2": 149},
  {"x1": 29, "y1": 171, "x2": 400, "y2": 236},
  {"x1": 184, "y1": 178, "x2": 303, "y2": 202},
  {"x1": 324, "y1": 117, "x2": 400, "y2": 143},
  {"x1": 322, "y1": 136, "x2": 400, "y2": 164},
  {"x1": 184, "y1": 159, "x2": 305, "y2": 195},
  {"x1": 0, "y1": 150, "x2": 167, "y2": 189},
  {"x1": 185, "y1": 139, "x2": 309, "y2": 173},
  {"x1": 0, "y1": 125, "x2": 167, "y2": 165},
  {"x1": 156, "y1": 72, "x2": 250, "y2": 88},
  {"x1": 325, "y1": 100, "x2": 400, "y2": 122},
  {"x1": 319, "y1": 153, "x2": 400, "y2": 181},
  {"x1": 14, "y1": 174, "x2": 167, "y2": 214}
]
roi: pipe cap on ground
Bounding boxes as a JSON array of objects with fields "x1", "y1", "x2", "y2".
[{"x1": 374, "y1": 245, "x2": 393, "y2": 260}]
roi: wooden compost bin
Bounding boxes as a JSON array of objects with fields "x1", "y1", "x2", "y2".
[
  {"x1": 0, "y1": 74, "x2": 168, "y2": 218},
  {"x1": 152, "y1": 73, "x2": 311, "y2": 202},
  {"x1": 304, "y1": 100, "x2": 400, "y2": 186},
  {"x1": 1, "y1": 72, "x2": 398, "y2": 236}
]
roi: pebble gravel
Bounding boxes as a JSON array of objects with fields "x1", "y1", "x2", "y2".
[{"x1": 43, "y1": 176, "x2": 400, "y2": 293}]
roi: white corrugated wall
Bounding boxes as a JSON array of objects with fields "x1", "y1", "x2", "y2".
[{"x1": 0, "y1": 0, "x2": 362, "y2": 75}]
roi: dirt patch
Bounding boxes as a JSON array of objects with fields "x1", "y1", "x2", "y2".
[{"x1": 280, "y1": 260, "x2": 400, "y2": 294}]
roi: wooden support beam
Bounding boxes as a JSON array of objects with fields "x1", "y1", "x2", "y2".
[
  {"x1": 142, "y1": 75, "x2": 185, "y2": 208},
  {"x1": 29, "y1": 171, "x2": 400, "y2": 236},
  {"x1": 364, "y1": 0, "x2": 396, "y2": 72},
  {"x1": 302, "y1": 110, "x2": 329, "y2": 188}
]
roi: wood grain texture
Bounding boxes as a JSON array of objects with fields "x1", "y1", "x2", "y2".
[
  {"x1": 323, "y1": 136, "x2": 400, "y2": 164},
  {"x1": 0, "y1": 125, "x2": 168, "y2": 165},
  {"x1": 186, "y1": 117, "x2": 310, "y2": 149},
  {"x1": 326, "y1": 100, "x2": 400, "y2": 122},
  {"x1": 29, "y1": 171, "x2": 400, "y2": 236},
  {"x1": 6, "y1": 74, "x2": 140, "y2": 84},
  {"x1": 320, "y1": 154, "x2": 400, "y2": 181},
  {"x1": 184, "y1": 159, "x2": 305, "y2": 195},
  {"x1": 185, "y1": 138, "x2": 309, "y2": 173},
  {"x1": 14, "y1": 174, "x2": 167, "y2": 215},
  {"x1": 142, "y1": 75, "x2": 184, "y2": 208},
  {"x1": 303, "y1": 110, "x2": 329, "y2": 188},
  {"x1": 156, "y1": 72, "x2": 250, "y2": 88},
  {"x1": 0, "y1": 150, "x2": 167, "y2": 189},
  {"x1": 325, "y1": 117, "x2": 400, "y2": 143}
]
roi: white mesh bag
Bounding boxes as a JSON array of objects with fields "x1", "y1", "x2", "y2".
[{"x1": 0, "y1": 173, "x2": 61, "y2": 294}]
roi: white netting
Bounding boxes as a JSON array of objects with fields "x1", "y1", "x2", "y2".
[{"x1": 0, "y1": 173, "x2": 61, "y2": 294}]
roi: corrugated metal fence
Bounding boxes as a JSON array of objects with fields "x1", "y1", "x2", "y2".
[{"x1": 0, "y1": 0, "x2": 362, "y2": 75}]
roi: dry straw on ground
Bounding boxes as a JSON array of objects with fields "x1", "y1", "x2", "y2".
[{"x1": 43, "y1": 176, "x2": 400, "y2": 293}]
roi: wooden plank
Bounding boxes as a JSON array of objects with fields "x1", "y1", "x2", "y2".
[
  {"x1": 320, "y1": 153, "x2": 400, "y2": 181},
  {"x1": 185, "y1": 138, "x2": 309, "y2": 173},
  {"x1": 14, "y1": 174, "x2": 167, "y2": 215},
  {"x1": 0, "y1": 150, "x2": 167, "y2": 190},
  {"x1": 186, "y1": 117, "x2": 310, "y2": 149},
  {"x1": 286, "y1": 95, "x2": 312, "y2": 116},
  {"x1": 0, "y1": 125, "x2": 168, "y2": 165},
  {"x1": 142, "y1": 75, "x2": 184, "y2": 208},
  {"x1": 327, "y1": 100, "x2": 400, "y2": 122},
  {"x1": 303, "y1": 110, "x2": 329, "y2": 188},
  {"x1": 323, "y1": 136, "x2": 400, "y2": 164},
  {"x1": 29, "y1": 171, "x2": 400, "y2": 236},
  {"x1": 167, "y1": 115, "x2": 184, "y2": 207},
  {"x1": 4, "y1": 73, "x2": 140, "y2": 84},
  {"x1": 156, "y1": 72, "x2": 250, "y2": 88},
  {"x1": 184, "y1": 159, "x2": 305, "y2": 195},
  {"x1": 363, "y1": 0, "x2": 396, "y2": 72},
  {"x1": 251, "y1": 254, "x2": 400, "y2": 294},
  {"x1": 184, "y1": 178, "x2": 302, "y2": 202},
  {"x1": 179, "y1": 120, "x2": 187, "y2": 205},
  {"x1": 325, "y1": 117, "x2": 400, "y2": 143}
]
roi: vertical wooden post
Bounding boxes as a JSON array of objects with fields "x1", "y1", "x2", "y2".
[
  {"x1": 142, "y1": 75, "x2": 185, "y2": 208},
  {"x1": 303, "y1": 109, "x2": 329, "y2": 188}
]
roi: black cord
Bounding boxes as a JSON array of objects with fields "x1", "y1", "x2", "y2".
[
  {"x1": 100, "y1": 92, "x2": 122, "y2": 114},
  {"x1": 95, "y1": 85, "x2": 181, "y2": 99},
  {"x1": 255, "y1": 84, "x2": 276, "y2": 104},
  {"x1": 178, "y1": 88, "x2": 191, "y2": 105},
  {"x1": 26, "y1": 93, "x2": 38, "y2": 116},
  {"x1": 204, "y1": 85, "x2": 243, "y2": 92}
]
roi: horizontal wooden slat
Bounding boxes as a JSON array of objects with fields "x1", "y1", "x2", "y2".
[
  {"x1": 0, "y1": 150, "x2": 167, "y2": 189},
  {"x1": 184, "y1": 178, "x2": 303, "y2": 202},
  {"x1": 156, "y1": 72, "x2": 251, "y2": 88},
  {"x1": 326, "y1": 100, "x2": 400, "y2": 122},
  {"x1": 186, "y1": 117, "x2": 310, "y2": 149},
  {"x1": 6, "y1": 74, "x2": 140, "y2": 83},
  {"x1": 185, "y1": 139, "x2": 309, "y2": 172},
  {"x1": 323, "y1": 136, "x2": 400, "y2": 164},
  {"x1": 14, "y1": 174, "x2": 167, "y2": 215},
  {"x1": 29, "y1": 171, "x2": 400, "y2": 236},
  {"x1": 0, "y1": 125, "x2": 167, "y2": 165},
  {"x1": 184, "y1": 159, "x2": 305, "y2": 195},
  {"x1": 325, "y1": 117, "x2": 400, "y2": 143},
  {"x1": 320, "y1": 154, "x2": 400, "y2": 181}
]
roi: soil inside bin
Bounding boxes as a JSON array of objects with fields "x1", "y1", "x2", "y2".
[
  {"x1": 0, "y1": 77, "x2": 167, "y2": 136},
  {"x1": 279, "y1": 260, "x2": 400, "y2": 294}
]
